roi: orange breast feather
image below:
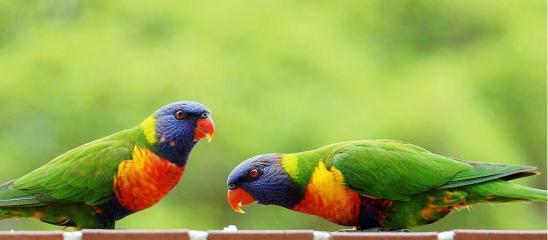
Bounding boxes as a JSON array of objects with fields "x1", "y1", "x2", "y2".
[
  {"x1": 293, "y1": 162, "x2": 361, "y2": 226},
  {"x1": 114, "y1": 146, "x2": 185, "y2": 211}
]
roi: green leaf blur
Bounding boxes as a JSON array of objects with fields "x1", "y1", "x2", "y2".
[{"x1": 0, "y1": 0, "x2": 545, "y2": 231}]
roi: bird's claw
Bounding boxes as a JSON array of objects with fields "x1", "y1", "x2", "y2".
[
  {"x1": 342, "y1": 227, "x2": 411, "y2": 232},
  {"x1": 337, "y1": 228, "x2": 358, "y2": 232}
]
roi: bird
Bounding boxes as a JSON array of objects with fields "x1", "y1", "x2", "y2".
[
  {"x1": 0, "y1": 101, "x2": 215, "y2": 229},
  {"x1": 227, "y1": 140, "x2": 547, "y2": 231}
]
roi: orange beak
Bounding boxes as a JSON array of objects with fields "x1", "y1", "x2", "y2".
[
  {"x1": 227, "y1": 188, "x2": 256, "y2": 214},
  {"x1": 194, "y1": 116, "x2": 215, "y2": 142}
]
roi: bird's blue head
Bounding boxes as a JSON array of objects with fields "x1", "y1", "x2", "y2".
[
  {"x1": 226, "y1": 154, "x2": 301, "y2": 213},
  {"x1": 141, "y1": 101, "x2": 215, "y2": 167}
]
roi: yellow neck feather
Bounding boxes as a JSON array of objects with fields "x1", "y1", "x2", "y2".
[
  {"x1": 140, "y1": 116, "x2": 157, "y2": 144},
  {"x1": 280, "y1": 154, "x2": 299, "y2": 179}
]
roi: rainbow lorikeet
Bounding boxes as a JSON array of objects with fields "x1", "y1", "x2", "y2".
[
  {"x1": 0, "y1": 101, "x2": 214, "y2": 229},
  {"x1": 227, "y1": 140, "x2": 547, "y2": 231}
]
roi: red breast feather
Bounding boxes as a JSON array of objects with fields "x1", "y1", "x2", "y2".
[{"x1": 114, "y1": 146, "x2": 185, "y2": 211}]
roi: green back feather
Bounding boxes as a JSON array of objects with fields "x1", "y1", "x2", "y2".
[{"x1": 0, "y1": 127, "x2": 143, "y2": 207}]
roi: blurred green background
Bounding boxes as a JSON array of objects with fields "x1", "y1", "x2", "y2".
[{"x1": 0, "y1": 0, "x2": 545, "y2": 231}]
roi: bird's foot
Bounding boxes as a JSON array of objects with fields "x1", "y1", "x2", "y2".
[
  {"x1": 337, "y1": 228, "x2": 358, "y2": 232},
  {"x1": 348, "y1": 227, "x2": 410, "y2": 232},
  {"x1": 357, "y1": 227, "x2": 385, "y2": 232}
]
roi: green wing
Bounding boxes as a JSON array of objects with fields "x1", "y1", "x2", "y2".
[
  {"x1": 0, "y1": 129, "x2": 136, "y2": 207},
  {"x1": 330, "y1": 140, "x2": 537, "y2": 201}
]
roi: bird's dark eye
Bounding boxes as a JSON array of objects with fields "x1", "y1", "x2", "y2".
[
  {"x1": 175, "y1": 111, "x2": 186, "y2": 120},
  {"x1": 200, "y1": 112, "x2": 209, "y2": 119},
  {"x1": 249, "y1": 168, "x2": 260, "y2": 179}
]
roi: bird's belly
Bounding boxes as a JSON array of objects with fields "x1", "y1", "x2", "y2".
[
  {"x1": 294, "y1": 189, "x2": 361, "y2": 226},
  {"x1": 113, "y1": 147, "x2": 185, "y2": 212},
  {"x1": 292, "y1": 162, "x2": 361, "y2": 226}
]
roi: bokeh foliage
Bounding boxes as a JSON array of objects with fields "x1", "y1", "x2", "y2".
[{"x1": 0, "y1": 0, "x2": 545, "y2": 231}]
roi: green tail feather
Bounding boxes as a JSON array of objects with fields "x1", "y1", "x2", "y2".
[
  {"x1": 461, "y1": 180, "x2": 547, "y2": 202},
  {"x1": 438, "y1": 163, "x2": 539, "y2": 190}
]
